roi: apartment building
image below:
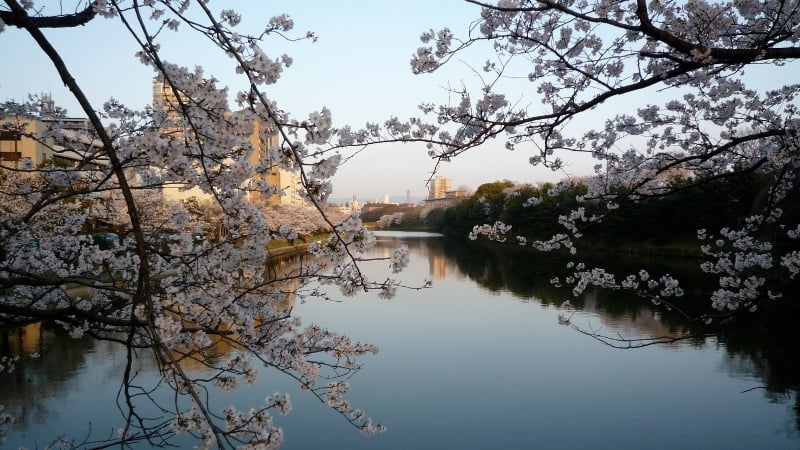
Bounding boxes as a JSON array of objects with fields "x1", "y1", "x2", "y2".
[
  {"x1": 0, "y1": 118, "x2": 52, "y2": 168},
  {"x1": 153, "y1": 77, "x2": 303, "y2": 206},
  {"x1": 0, "y1": 114, "x2": 103, "y2": 169},
  {"x1": 428, "y1": 175, "x2": 452, "y2": 200},
  {"x1": 244, "y1": 119, "x2": 304, "y2": 206}
]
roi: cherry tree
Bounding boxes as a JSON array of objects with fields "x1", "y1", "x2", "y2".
[
  {"x1": 259, "y1": 204, "x2": 347, "y2": 239},
  {"x1": 0, "y1": 1, "x2": 412, "y2": 448},
  {"x1": 376, "y1": 211, "x2": 405, "y2": 229},
  {"x1": 85, "y1": 181, "x2": 178, "y2": 234},
  {"x1": 383, "y1": 0, "x2": 800, "y2": 343}
]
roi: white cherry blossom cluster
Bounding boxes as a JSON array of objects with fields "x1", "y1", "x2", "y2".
[
  {"x1": 556, "y1": 264, "x2": 685, "y2": 307},
  {"x1": 0, "y1": 2, "x2": 422, "y2": 447},
  {"x1": 376, "y1": 211, "x2": 405, "y2": 229},
  {"x1": 171, "y1": 403, "x2": 217, "y2": 449},
  {"x1": 696, "y1": 215, "x2": 797, "y2": 313},
  {"x1": 396, "y1": 0, "x2": 800, "y2": 337},
  {"x1": 469, "y1": 221, "x2": 512, "y2": 242},
  {"x1": 402, "y1": 0, "x2": 800, "y2": 182},
  {"x1": 220, "y1": 404, "x2": 284, "y2": 450},
  {"x1": 523, "y1": 196, "x2": 542, "y2": 207}
]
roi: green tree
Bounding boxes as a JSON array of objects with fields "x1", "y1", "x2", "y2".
[{"x1": 401, "y1": 0, "x2": 800, "y2": 340}]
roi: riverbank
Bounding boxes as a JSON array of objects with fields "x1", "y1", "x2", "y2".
[
  {"x1": 375, "y1": 222, "x2": 706, "y2": 258},
  {"x1": 267, "y1": 240, "x2": 312, "y2": 258},
  {"x1": 10, "y1": 232, "x2": 800, "y2": 450}
]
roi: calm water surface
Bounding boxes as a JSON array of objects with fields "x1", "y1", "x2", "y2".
[{"x1": 2, "y1": 231, "x2": 799, "y2": 449}]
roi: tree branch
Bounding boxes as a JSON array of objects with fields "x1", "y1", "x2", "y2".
[
  {"x1": 3, "y1": 0, "x2": 153, "y2": 319},
  {"x1": 0, "y1": 3, "x2": 96, "y2": 28}
]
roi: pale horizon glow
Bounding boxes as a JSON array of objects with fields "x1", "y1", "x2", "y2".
[{"x1": 2, "y1": 1, "x2": 593, "y2": 202}]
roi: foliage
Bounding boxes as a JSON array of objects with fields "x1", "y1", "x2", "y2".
[
  {"x1": 431, "y1": 180, "x2": 588, "y2": 239},
  {"x1": 359, "y1": 203, "x2": 412, "y2": 222},
  {"x1": 399, "y1": 0, "x2": 800, "y2": 345},
  {"x1": 436, "y1": 172, "x2": 788, "y2": 250},
  {"x1": 0, "y1": 1, "x2": 416, "y2": 448}
]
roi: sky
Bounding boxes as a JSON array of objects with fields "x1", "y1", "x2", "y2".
[{"x1": 1, "y1": 0, "x2": 583, "y2": 203}]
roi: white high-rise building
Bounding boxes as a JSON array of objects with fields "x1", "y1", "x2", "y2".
[{"x1": 428, "y1": 176, "x2": 452, "y2": 199}]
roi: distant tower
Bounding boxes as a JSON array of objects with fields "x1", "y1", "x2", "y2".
[
  {"x1": 40, "y1": 93, "x2": 55, "y2": 118},
  {"x1": 406, "y1": 189, "x2": 411, "y2": 204}
]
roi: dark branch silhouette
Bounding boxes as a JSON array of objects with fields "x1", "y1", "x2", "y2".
[{"x1": 0, "y1": 4, "x2": 96, "y2": 28}]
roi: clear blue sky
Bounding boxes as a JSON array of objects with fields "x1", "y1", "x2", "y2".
[{"x1": 1, "y1": 1, "x2": 596, "y2": 202}]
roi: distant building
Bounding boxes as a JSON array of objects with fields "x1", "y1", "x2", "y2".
[
  {"x1": 245, "y1": 119, "x2": 304, "y2": 207},
  {"x1": 1, "y1": 118, "x2": 52, "y2": 168},
  {"x1": 152, "y1": 77, "x2": 227, "y2": 122},
  {"x1": 0, "y1": 113, "x2": 105, "y2": 169},
  {"x1": 152, "y1": 79, "x2": 180, "y2": 120},
  {"x1": 326, "y1": 196, "x2": 361, "y2": 216},
  {"x1": 422, "y1": 175, "x2": 467, "y2": 210},
  {"x1": 347, "y1": 196, "x2": 361, "y2": 213},
  {"x1": 153, "y1": 77, "x2": 215, "y2": 201},
  {"x1": 428, "y1": 176, "x2": 452, "y2": 200},
  {"x1": 153, "y1": 77, "x2": 303, "y2": 206},
  {"x1": 422, "y1": 191, "x2": 468, "y2": 209}
]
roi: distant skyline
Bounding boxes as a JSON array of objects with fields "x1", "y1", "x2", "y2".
[{"x1": 1, "y1": 1, "x2": 589, "y2": 200}]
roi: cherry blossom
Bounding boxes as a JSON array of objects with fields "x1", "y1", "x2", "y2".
[
  {"x1": 0, "y1": 1, "x2": 410, "y2": 447},
  {"x1": 407, "y1": 0, "x2": 800, "y2": 345}
]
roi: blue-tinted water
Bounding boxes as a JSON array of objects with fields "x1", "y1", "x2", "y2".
[{"x1": 2, "y1": 232, "x2": 798, "y2": 449}]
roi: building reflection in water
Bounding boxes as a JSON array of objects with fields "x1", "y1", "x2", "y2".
[
  {"x1": 3, "y1": 233, "x2": 799, "y2": 445},
  {"x1": 4, "y1": 322, "x2": 43, "y2": 358},
  {"x1": 1, "y1": 322, "x2": 100, "y2": 429},
  {"x1": 0, "y1": 252, "x2": 306, "y2": 433}
]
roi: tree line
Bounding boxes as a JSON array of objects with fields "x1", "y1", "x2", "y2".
[{"x1": 423, "y1": 171, "x2": 799, "y2": 256}]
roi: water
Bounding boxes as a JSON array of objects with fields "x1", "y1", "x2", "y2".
[{"x1": 2, "y1": 231, "x2": 799, "y2": 449}]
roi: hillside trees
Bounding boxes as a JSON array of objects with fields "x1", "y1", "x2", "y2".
[
  {"x1": 432, "y1": 180, "x2": 589, "y2": 238},
  {"x1": 0, "y1": 1, "x2": 411, "y2": 448},
  {"x1": 398, "y1": 0, "x2": 800, "y2": 341}
]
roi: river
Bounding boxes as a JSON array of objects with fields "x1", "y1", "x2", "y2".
[{"x1": 2, "y1": 231, "x2": 799, "y2": 449}]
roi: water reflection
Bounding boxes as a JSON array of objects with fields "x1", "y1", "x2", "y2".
[
  {"x1": 429, "y1": 236, "x2": 800, "y2": 432},
  {"x1": 716, "y1": 310, "x2": 800, "y2": 431},
  {"x1": 370, "y1": 234, "x2": 800, "y2": 408},
  {"x1": 2, "y1": 324, "x2": 80, "y2": 420},
  {"x1": 0, "y1": 324, "x2": 130, "y2": 431},
  {"x1": 2, "y1": 233, "x2": 799, "y2": 448}
]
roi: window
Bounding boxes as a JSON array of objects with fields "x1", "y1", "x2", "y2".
[
  {"x1": 0, "y1": 152, "x2": 21, "y2": 161},
  {"x1": 0, "y1": 130, "x2": 21, "y2": 141}
]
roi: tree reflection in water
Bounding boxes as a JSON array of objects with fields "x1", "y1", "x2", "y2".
[
  {"x1": 2, "y1": 234, "x2": 799, "y2": 445},
  {"x1": 0, "y1": 323, "x2": 154, "y2": 433},
  {"x1": 437, "y1": 237, "x2": 800, "y2": 433},
  {"x1": 0, "y1": 252, "x2": 321, "y2": 448}
]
